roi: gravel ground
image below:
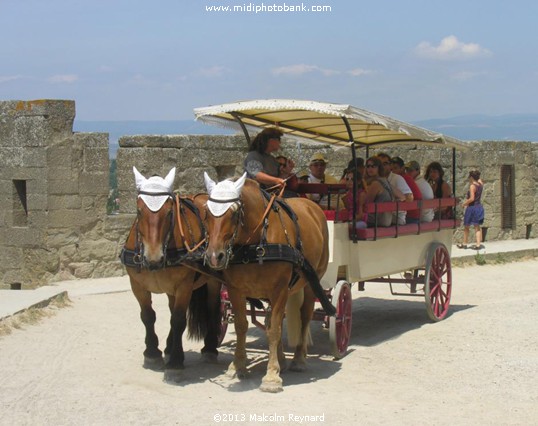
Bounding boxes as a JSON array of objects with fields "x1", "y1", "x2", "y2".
[{"x1": 1, "y1": 260, "x2": 537, "y2": 426}]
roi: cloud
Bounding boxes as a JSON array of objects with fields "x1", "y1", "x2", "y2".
[
  {"x1": 199, "y1": 66, "x2": 227, "y2": 78},
  {"x1": 99, "y1": 65, "x2": 114, "y2": 72},
  {"x1": 0, "y1": 75, "x2": 24, "y2": 83},
  {"x1": 347, "y1": 68, "x2": 374, "y2": 77},
  {"x1": 272, "y1": 64, "x2": 373, "y2": 77},
  {"x1": 415, "y1": 35, "x2": 491, "y2": 60},
  {"x1": 272, "y1": 64, "x2": 339, "y2": 76},
  {"x1": 451, "y1": 70, "x2": 487, "y2": 81},
  {"x1": 49, "y1": 74, "x2": 78, "y2": 83}
]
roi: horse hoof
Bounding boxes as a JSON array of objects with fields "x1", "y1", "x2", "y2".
[
  {"x1": 143, "y1": 356, "x2": 164, "y2": 371},
  {"x1": 260, "y1": 380, "x2": 283, "y2": 393},
  {"x1": 201, "y1": 352, "x2": 219, "y2": 364},
  {"x1": 289, "y1": 360, "x2": 307, "y2": 372},
  {"x1": 226, "y1": 365, "x2": 248, "y2": 379},
  {"x1": 163, "y1": 368, "x2": 184, "y2": 384}
]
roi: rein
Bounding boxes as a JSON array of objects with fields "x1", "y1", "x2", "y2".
[
  {"x1": 121, "y1": 191, "x2": 207, "y2": 271},
  {"x1": 244, "y1": 191, "x2": 278, "y2": 246},
  {"x1": 175, "y1": 194, "x2": 207, "y2": 254}
]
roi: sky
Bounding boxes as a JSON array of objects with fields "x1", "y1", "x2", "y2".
[{"x1": 2, "y1": 0, "x2": 538, "y2": 123}]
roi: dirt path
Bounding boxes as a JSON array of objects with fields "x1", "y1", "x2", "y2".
[{"x1": 1, "y1": 260, "x2": 537, "y2": 425}]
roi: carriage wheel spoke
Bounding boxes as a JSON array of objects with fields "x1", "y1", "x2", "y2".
[{"x1": 425, "y1": 244, "x2": 452, "y2": 321}]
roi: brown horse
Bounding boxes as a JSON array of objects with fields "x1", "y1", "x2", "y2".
[
  {"x1": 121, "y1": 167, "x2": 222, "y2": 382},
  {"x1": 201, "y1": 173, "x2": 330, "y2": 392}
]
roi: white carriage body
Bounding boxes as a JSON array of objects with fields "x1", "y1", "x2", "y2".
[{"x1": 322, "y1": 221, "x2": 453, "y2": 289}]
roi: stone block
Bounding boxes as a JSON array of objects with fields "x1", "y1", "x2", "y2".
[
  {"x1": 0, "y1": 209, "x2": 7, "y2": 227},
  {"x1": 1, "y1": 226, "x2": 45, "y2": 247},
  {"x1": 7, "y1": 117, "x2": 48, "y2": 148},
  {"x1": 83, "y1": 147, "x2": 109, "y2": 173},
  {"x1": 47, "y1": 209, "x2": 82, "y2": 229},
  {"x1": 47, "y1": 143, "x2": 80, "y2": 168},
  {"x1": 0, "y1": 179, "x2": 12, "y2": 196},
  {"x1": 27, "y1": 211, "x2": 48, "y2": 229},
  {"x1": 1, "y1": 147, "x2": 25, "y2": 167},
  {"x1": 78, "y1": 238, "x2": 117, "y2": 262},
  {"x1": 26, "y1": 193, "x2": 48, "y2": 211},
  {"x1": 69, "y1": 262, "x2": 96, "y2": 279},
  {"x1": 2, "y1": 269, "x2": 28, "y2": 287},
  {"x1": 79, "y1": 172, "x2": 108, "y2": 196},
  {"x1": 24, "y1": 246, "x2": 61, "y2": 274},
  {"x1": 47, "y1": 166, "x2": 79, "y2": 182},
  {"x1": 27, "y1": 174, "x2": 48, "y2": 192},
  {"x1": 4, "y1": 246, "x2": 25, "y2": 268},
  {"x1": 47, "y1": 229, "x2": 80, "y2": 249},
  {"x1": 47, "y1": 194, "x2": 82, "y2": 210},
  {"x1": 105, "y1": 213, "x2": 135, "y2": 234},
  {"x1": 48, "y1": 178, "x2": 80, "y2": 195},
  {"x1": 74, "y1": 132, "x2": 109, "y2": 149}
]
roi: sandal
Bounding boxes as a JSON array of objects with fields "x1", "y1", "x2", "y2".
[
  {"x1": 457, "y1": 244, "x2": 467, "y2": 249},
  {"x1": 469, "y1": 245, "x2": 480, "y2": 250}
]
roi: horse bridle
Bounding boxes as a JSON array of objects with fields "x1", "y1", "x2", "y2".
[
  {"x1": 134, "y1": 190, "x2": 175, "y2": 269},
  {"x1": 204, "y1": 195, "x2": 244, "y2": 269},
  {"x1": 204, "y1": 189, "x2": 282, "y2": 268}
]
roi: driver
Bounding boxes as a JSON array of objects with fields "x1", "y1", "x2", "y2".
[{"x1": 243, "y1": 127, "x2": 297, "y2": 197}]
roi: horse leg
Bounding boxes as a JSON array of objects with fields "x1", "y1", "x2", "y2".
[
  {"x1": 131, "y1": 281, "x2": 163, "y2": 370},
  {"x1": 290, "y1": 285, "x2": 315, "y2": 372},
  {"x1": 164, "y1": 294, "x2": 175, "y2": 364},
  {"x1": 260, "y1": 289, "x2": 287, "y2": 393},
  {"x1": 163, "y1": 291, "x2": 191, "y2": 383},
  {"x1": 226, "y1": 290, "x2": 249, "y2": 379},
  {"x1": 200, "y1": 279, "x2": 221, "y2": 363}
]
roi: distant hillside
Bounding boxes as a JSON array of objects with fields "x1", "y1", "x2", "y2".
[
  {"x1": 75, "y1": 114, "x2": 538, "y2": 158},
  {"x1": 413, "y1": 114, "x2": 538, "y2": 142}
]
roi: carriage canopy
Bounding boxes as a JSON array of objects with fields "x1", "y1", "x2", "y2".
[{"x1": 193, "y1": 99, "x2": 468, "y2": 150}]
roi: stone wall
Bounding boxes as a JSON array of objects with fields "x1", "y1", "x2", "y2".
[
  {"x1": 1, "y1": 99, "x2": 537, "y2": 289},
  {"x1": 0, "y1": 100, "x2": 123, "y2": 289},
  {"x1": 117, "y1": 136, "x2": 538, "y2": 242}
]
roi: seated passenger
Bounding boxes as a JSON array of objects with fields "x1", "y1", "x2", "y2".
[
  {"x1": 342, "y1": 169, "x2": 367, "y2": 229},
  {"x1": 425, "y1": 161, "x2": 454, "y2": 219},
  {"x1": 275, "y1": 155, "x2": 299, "y2": 197},
  {"x1": 307, "y1": 153, "x2": 344, "y2": 210},
  {"x1": 391, "y1": 157, "x2": 422, "y2": 224},
  {"x1": 377, "y1": 152, "x2": 410, "y2": 224},
  {"x1": 297, "y1": 170, "x2": 309, "y2": 183},
  {"x1": 405, "y1": 161, "x2": 434, "y2": 222},
  {"x1": 339, "y1": 157, "x2": 365, "y2": 183},
  {"x1": 364, "y1": 156, "x2": 394, "y2": 227}
]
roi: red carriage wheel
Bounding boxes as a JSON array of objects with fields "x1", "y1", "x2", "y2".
[
  {"x1": 217, "y1": 284, "x2": 230, "y2": 346},
  {"x1": 329, "y1": 280, "x2": 353, "y2": 359},
  {"x1": 424, "y1": 242, "x2": 452, "y2": 322}
]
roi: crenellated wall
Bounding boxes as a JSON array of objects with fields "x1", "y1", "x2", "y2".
[
  {"x1": 0, "y1": 100, "x2": 122, "y2": 288},
  {"x1": 1, "y1": 99, "x2": 537, "y2": 289}
]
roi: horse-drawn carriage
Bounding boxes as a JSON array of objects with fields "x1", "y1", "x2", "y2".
[{"x1": 121, "y1": 99, "x2": 466, "y2": 392}]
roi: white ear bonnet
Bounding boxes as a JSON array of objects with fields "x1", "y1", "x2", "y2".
[
  {"x1": 133, "y1": 167, "x2": 175, "y2": 212},
  {"x1": 204, "y1": 172, "x2": 247, "y2": 217}
]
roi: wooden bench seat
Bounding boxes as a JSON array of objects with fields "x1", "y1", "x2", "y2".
[{"x1": 320, "y1": 197, "x2": 460, "y2": 240}]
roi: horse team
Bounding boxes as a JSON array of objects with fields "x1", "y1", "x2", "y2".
[{"x1": 122, "y1": 167, "x2": 330, "y2": 393}]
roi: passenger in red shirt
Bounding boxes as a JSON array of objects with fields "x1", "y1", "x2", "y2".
[{"x1": 390, "y1": 157, "x2": 422, "y2": 224}]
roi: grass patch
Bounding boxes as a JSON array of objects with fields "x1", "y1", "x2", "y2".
[
  {"x1": 492, "y1": 253, "x2": 509, "y2": 264},
  {"x1": 474, "y1": 252, "x2": 487, "y2": 265},
  {"x1": 0, "y1": 293, "x2": 71, "y2": 337}
]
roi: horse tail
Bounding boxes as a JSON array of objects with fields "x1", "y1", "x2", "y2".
[
  {"x1": 285, "y1": 289, "x2": 312, "y2": 348},
  {"x1": 187, "y1": 284, "x2": 210, "y2": 341},
  {"x1": 187, "y1": 281, "x2": 222, "y2": 343}
]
